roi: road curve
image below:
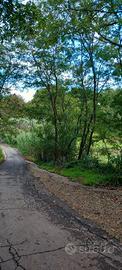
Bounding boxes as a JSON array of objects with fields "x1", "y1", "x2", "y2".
[{"x1": 0, "y1": 144, "x2": 122, "y2": 270}]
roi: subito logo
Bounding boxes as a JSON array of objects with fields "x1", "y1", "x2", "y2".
[{"x1": 65, "y1": 243, "x2": 77, "y2": 255}]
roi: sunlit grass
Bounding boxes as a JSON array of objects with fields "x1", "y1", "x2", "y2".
[{"x1": 37, "y1": 162, "x2": 104, "y2": 185}]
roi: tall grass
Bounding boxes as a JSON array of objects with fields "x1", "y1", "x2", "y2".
[
  {"x1": 16, "y1": 131, "x2": 41, "y2": 159},
  {"x1": 0, "y1": 147, "x2": 4, "y2": 163}
]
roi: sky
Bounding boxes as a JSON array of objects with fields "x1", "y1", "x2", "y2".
[{"x1": 11, "y1": 87, "x2": 35, "y2": 102}]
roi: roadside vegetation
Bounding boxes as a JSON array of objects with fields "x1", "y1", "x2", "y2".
[
  {"x1": 0, "y1": 0, "x2": 122, "y2": 186},
  {"x1": 0, "y1": 93, "x2": 121, "y2": 186},
  {"x1": 37, "y1": 158, "x2": 122, "y2": 186},
  {"x1": 0, "y1": 147, "x2": 4, "y2": 164}
]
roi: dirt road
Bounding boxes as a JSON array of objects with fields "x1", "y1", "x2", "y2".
[{"x1": 0, "y1": 145, "x2": 122, "y2": 270}]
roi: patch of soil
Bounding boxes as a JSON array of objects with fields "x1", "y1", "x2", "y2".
[{"x1": 28, "y1": 162, "x2": 122, "y2": 242}]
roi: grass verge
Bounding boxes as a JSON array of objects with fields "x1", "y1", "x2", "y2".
[
  {"x1": 36, "y1": 161, "x2": 106, "y2": 185},
  {"x1": 0, "y1": 147, "x2": 4, "y2": 164},
  {"x1": 17, "y1": 149, "x2": 121, "y2": 186}
]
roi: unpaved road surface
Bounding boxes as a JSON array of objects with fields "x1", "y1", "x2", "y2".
[
  {"x1": 29, "y1": 162, "x2": 122, "y2": 241},
  {"x1": 0, "y1": 145, "x2": 122, "y2": 270}
]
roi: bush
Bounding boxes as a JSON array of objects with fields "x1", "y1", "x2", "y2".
[
  {"x1": 104, "y1": 154, "x2": 122, "y2": 185},
  {"x1": 80, "y1": 155, "x2": 100, "y2": 169},
  {"x1": 64, "y1": 154, "x2": 122, "y2": 186},
  {"x1": 16, "y1": 131, "x2": 41, "y2": 158},
  {"x1": 3, "y1": 133, "x2": 17, "y2": 146},
  {"x1": 64, "y1": 155, "x2": 100, "y2": 169},
  {"x1": 109, "y1": 154, "x2": 122, "y2": 172},
  {"x1": 101, "y1": 174, "x2": 122, "y2": 186}
]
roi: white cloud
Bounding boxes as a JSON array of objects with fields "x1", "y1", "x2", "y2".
[{"x1": 11, "y1": 87, "x2": 35, "y2": 102}]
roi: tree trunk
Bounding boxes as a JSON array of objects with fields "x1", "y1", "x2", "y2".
[
  {"x1": 47, "y1": 84, "x2": 58, "y2": 163},
  {"x1": 54, "y1": 112, "x2": 58, "y2": 163},
  {"x1": 78, "y1": 122, "x2": 87, "y2": 159},
  {"x1": 86, "y1": 46, "x2": 97, "y2": 156},
  {"x1": 78, "y1": 113, "x2": 94, "y2": 159},
  {"x1": 86, "y1": 128, "x2": 94, "y2": 155}
]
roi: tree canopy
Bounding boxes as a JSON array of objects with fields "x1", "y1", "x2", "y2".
[{"x1": 0, "y1": 0, "x2": 121, "y2": 181}]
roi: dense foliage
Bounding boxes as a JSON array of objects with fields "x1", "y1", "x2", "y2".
[
  {"x1": 0, "y1": 0, "x2": 122, "y2": 185},
  {"x1": 0, "y1": 147, "x2": 4, "y2": 163}
]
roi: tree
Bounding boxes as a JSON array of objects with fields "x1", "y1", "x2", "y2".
[
  {"x1": 9, "y1": 0, "x2": 121, "y2": 163},
  {"x1": 26, "y1": 88, "x2": 80, "y2": 163}
]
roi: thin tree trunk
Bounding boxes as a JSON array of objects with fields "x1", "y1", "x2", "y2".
[
  {"x1": 86, "y1": 128, "x2": 94, "y2": 155},
  {"x1": 78, "y1": 122, "x2": 87, "y2": 159},
  {"x1": 86, "y1": 45, "x2": 97, "y2": 156},
  {"x1": 78, "y1": 113, "x2": 94, "y2": 159},
  {"x1": 47, "y1": 84, "x2": 58, "y2": 163},
  {"x1": 54, "y1": 111, "x2": 58, "y2": 162}
]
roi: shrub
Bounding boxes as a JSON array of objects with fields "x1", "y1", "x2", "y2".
[
  {"x1": 64, "y1": 156, "x2": 99, "y2": 169},
  {"x1": 3, "y1": 133, "x2": 16, "y2": 145},
  {"x1": 64, "y1": 154, "x2": 122, "y2": 186},
  {"x1": 109, "y1": 154, "x2": 122, "y2": 172},
  {"x1": 80, "y1": 155, "x2": 100, "y2": 169},
  {"x1": 16, "y1": 131, "x2": 41, "y2": 158}
]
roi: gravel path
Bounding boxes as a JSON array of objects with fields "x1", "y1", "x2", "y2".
[{"x1": 29, "y1": 162, "x2": 122, "y2": 242}]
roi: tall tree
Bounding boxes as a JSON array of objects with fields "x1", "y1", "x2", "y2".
[{"x1": 12, "y1": 0, "x2": 122, "y2": 161}]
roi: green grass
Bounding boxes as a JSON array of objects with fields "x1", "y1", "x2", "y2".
[
  {"x1": 37, "y1": 161, "x2": 104, "y2": 185},
  {"x1": 0, "y1": 147, "x2": 4, "y2": 164},
  {"x1": 60, "y1": 167, "x2": 104, "y2": 185}
]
